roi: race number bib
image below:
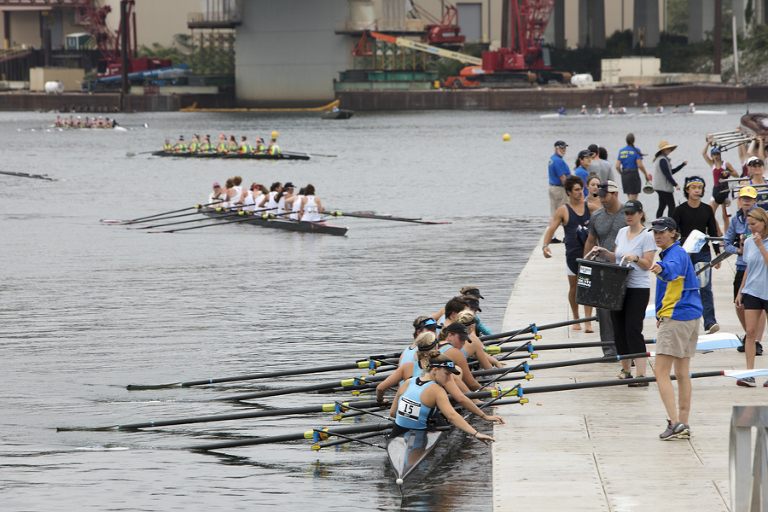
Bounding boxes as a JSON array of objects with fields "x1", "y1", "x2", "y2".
[
  {"x1": 397, "y1": 397, "x2": 421, "y2": 420},
  {"x1": 306, "y1": 206, "x2": 319, "y2": 214}
]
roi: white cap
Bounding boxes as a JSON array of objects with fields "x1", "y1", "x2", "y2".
[
  {"x1": 608, "y1": 104, "x2": 612, "y2": 108},
  {"x1": 582, "y1": 105, "x2": 586, "y2": 108},
  {"x1": 643, "y1": 103, "x2": 647, "y2": 106},
  {"x1": 690, "y1": 102, "x2": 694, "y2": 106}
]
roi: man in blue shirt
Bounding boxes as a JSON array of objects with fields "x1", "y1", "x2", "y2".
[
  {"x1": 615, "y1": 133, "x2": 650, "y2": 200},
  {"x1": 548, "y1": 140, "x2": 570, "y2": 216}
]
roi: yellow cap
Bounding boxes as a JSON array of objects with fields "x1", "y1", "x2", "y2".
[
  {"x1": 503, "y1": 133, "x2": 511, "y2": 142},
  {"x1": 740, "y1": 186, "x2": 758, "y2": 199},
  {"x1": 271, "y1": 130, "x2": 279, "y2": 139}
]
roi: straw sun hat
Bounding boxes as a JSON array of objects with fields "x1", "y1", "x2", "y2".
[{"x1": 654, "y1": 140, "x2": 677, "y2": 161}]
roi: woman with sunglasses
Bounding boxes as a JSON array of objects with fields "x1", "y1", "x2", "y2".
[
  {"x1": 399, "y1": 316, "x2": 440, "y2": 366},
  {"x1": 388, "y1": 353, "x2": 497, "y2": 443},
  {"x1": 377, "y1": 332, "x2": 504, "y2": 424}
]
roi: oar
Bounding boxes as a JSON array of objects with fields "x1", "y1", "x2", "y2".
[
  {"x1": 0, "y1": 170, "x2": 55, "y2": 181},
  {"x1": 187, "y1": 422, "x2": 393, "y2": 451},
  {"x1": 481, "y1": 317, "x2": 598, "y2": 345},
  {"x1": 485, "y1": 340, "x2": 613, "y2": 354},
  {"x1": 126, "y1": 359, "x2": 399, "y2": 390},
  {"x1": 149, "y1": 210, "x2": 319, "y2": 233},
  {"x1": 125, "y1": 209, "x2": 216, "y2": 226},
  {"x1": 328, "y1": 211, "x2": 451, "y2": 225},
  {"x1": 129, "y1": 211, "x2": 243, "y2": 230},
  {"x1": 126, "y1": 150, "x2": 157, "y2": 157},
  {"x1": 58, "y1": 399, "x2": 386, "y2": 432},
  {"x1": 470, "y1": 352, "x2": 648, "y2": 380},
  {"x1": 283, "y1": 150, "x2": 337, "y2": 158},
  {"x1": 315, "y1": 430, "x2": 390, "y2": 449},
  {"x1": 101, "y1": 202, "x2": 221, "y2": 224},
  {"x1": 217, "y1": 371, "x2": 396, "y2": 401}
]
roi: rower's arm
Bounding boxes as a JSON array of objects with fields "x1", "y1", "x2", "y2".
[
  {"x1": 702, "y1": 139, "x2": 714, "y2": 166},
  {"x1": 316, "y1": 198, "x2": 324, "y2": 213},
  {"x1": 453, "y1": 350, "x2": 481, "y2": 391},
  {"x1": 375, "y1": 365, "x2": 407, "y2": 402},
  {"x1": 443, "y1": 375, "x2": 501, "y2": 422},
  {"x1": 428, "y1": 308, "x2": 444, "y2": 322},
  {"x1": 468, "y1": 338, "x2": 493, "y2": 370},
  {"x1": 583, "y1": 233, "x2": 597, "y2": 257},
  {"x1": 433, "y1": 389, "x2": 495, "y2": 443}
]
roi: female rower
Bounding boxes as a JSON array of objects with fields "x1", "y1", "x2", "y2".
[
  {"x1": 231, "y1": 176, "x2": 244, "y2": 206},
  {"x1": 453, "y1": 310, "x2": 503, "y2": 369},
  {"x1": 282, "y1": 182, "x2": 296, "y2": 211},
  {"x1": 703, "y1": 136, "x2": 738, "y2": 234},
  {"x1": 377, "y1": 333, "x2": 504, "y2": 424},
  {"x1": 242, "y1": 186, "x2": 257, "y2": 212},
  {"x1": 172, "y1": 135, "x2": 187, "y2": 152},
  {"x1": 436, "y1": 322, "x2": 484, "y2": 391},
  {"x1": 543, "y1": 175, "x2": 598, "y2": 333},
  {"x1": 459, "y1": 286, "x2": 493, "y2": 336},
  {"x1": 248, "y1": 184, "x2": 266, "y2": 212},
  {"x1": 259, "y1": 182, "x2": 285, "y2": 214},
  {"x1": 228, "y1": 135, "x2": 238, "y2": 153},
  {"x1": 286, "y1": 187, "x2": 305, "y2": 220},
  {"x1": 388, "y1": 354, "x2": 496, "y2": 443},
  {"x1": 216, "y1": 135, "x2": 228, "y2": 153},
  {"x1": 743, "y1": 157, "x2": 768, "y2": 207},
  {"x1": 735, "y1": 208, "x2": 768, "y2": 386},
  {"x1": 299, "y1": 184, "x2": 324, "y2": 222},
  {"x1": 586, "y1": 174, "x2": 602, "y2": 210},
  {"x1": 219, "y1": 178, "x2": 235, "y2": 209}
]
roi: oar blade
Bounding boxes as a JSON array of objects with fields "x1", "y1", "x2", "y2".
[
  {"x1": 125, "y1": 382, "x2": 183, "y2": 391},
  {"x1": 696, "y1": 333, "x2": 742, "y2": 351},
  {"x1": 723, "y1": 369, "x2": 768, "y2": 379}
]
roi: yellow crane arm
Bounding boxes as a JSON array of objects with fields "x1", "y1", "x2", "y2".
[{"x1": 369, "y1": 31, "x2": 482, "y2": 66}]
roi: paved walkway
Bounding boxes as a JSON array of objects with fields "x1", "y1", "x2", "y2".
[{"x1": 492, "y1": 233, "x2": 768, "y2": 512}]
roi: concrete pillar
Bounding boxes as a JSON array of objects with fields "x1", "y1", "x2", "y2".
[
  {"x1": 578, "y1": 0, "x2": 605, "y2": 48},
  {"x1": 633, "y1": 0, "x2": 659, "y2": 47},
  {"x1": 554, "y1": 0, "x2": 565, "y2": 49},
  {"x1": 733, "y1": 0, "x2": 745, "y2": 32},
  {"x1": 3, "y1": 11, "x2": 10, "y2": 49},
  {"x1": 689, "y1": 0, "x2": 714, "y2": 43}
]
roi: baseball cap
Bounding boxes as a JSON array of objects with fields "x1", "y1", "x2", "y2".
[
  {"x1": 441, "y1": 322, "x2": 470, "y2": 341},
  {"x1": 649, "y1": 217, "x2": 678, "y2": 232},
  {"x1": 740, "y1": 186, "x2": 758, "y2": 199},
  {"x1": 213, "y1": 182, "x2": 221, "y2": 188},
  {"x1": 578, "y1": 149, "x2": 592, "y2": 160},
  {"x1": 623, "y1": 199, "x2": 643, "y2": 213},
  {"x1": 554, "y1": 140, "x2": 568, "y2": 148},
  {"x1": 428, "y1": 360, "x2": 461, "y2": 375},
  {"x1": 748, "y1": 157, "x2": 765, "y2": 167},
  {"x1": 710, "y1": 147, "x2": 721, "y2": 155},
  {"x1": 588, "y1": 144, "x2": 599, "y2": 154},
  {"x1": 596, "y1": 180, "x2": 619, "y2": 196}
]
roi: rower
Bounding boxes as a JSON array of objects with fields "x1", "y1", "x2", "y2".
[
  {"x1": 642, "y1": 103, "x2": 650, "y2": 114},
  {"x1": 189, "y1": 134, "x2": 201, "y2": 153},
  {"x1": 673, "y1": 104, "x2": 682, "y2": 114},
  {"x1": 594, "y1": 104, "x2": 601, "y2": 115},
  {"x1": 618, "y1": 106, "x2": 627, "y2": 114},
  {"x1": 216, "y1": 135, "x2": 228, "y2": 153},
  {"x1": 607, "y1": 104, "x2": 615, "y2": 115},
  {"x1": 688, "y1": 102, "x2": 696, "y2": 113},
  {"x1": 163, "y1": 139, "x2": 173, "y2": 152},
  {"x1": 238, "y1": 136, "x2": 252, "y2": 154},
  {"x1": 254, "y1": 137, "x2": 266, "y2": 154},
  {"x1": 208, "y1": 182, "x2": 223, "y2": 205},
  {"x1": 231, "y1": 176, "x2": 245, "y2": 206},
  {"x1": 259, "y1": 182, "x2": 284, "y2": 214},
  {"x1": 299, "y1": 184, "x2": 323, "y2": 222},
  {"x1": 580, "y1": 105, "x2": 588, "y2": 115},
  {"x1": 98, "y1": 115, "x2": 104, "y2": 127},
  {"x1": 453, "y1": 310, "x2": 503, "y2": 369},
  {"x1": 242, "y1": 185, "x2": 257, "y2": 212},
  {"x1": 286, "y1": 187, "x2": 305, "y2": 220},
  {"x1": 54, "y1": 115, "x2": 62, "y2": 127},
  {"x1": 228, "y1": 135, "x2": 238, "y2": 153},
  {"x1": 282, "y1": 182, "x2": 296, "y2": 209},
  {"x1": 172, "y1": 135, "x2": 187, "y2": 152},
  {"x1": 387, "y1": 354, "x2": 496, "y2": 444},
  {"x1": 459, "y1": 287, "x2": 493, "y2": 336},
  {"x1": 656, "y1": 104, "x2": 664, "y2": 114},
  {"x1": 250, "y1": 183, "x2": 267, "y2": 206},
  {"x1": 435, "y1": 322, "x2": 484, "y2": 391},
  {"x1": 76, "y1": 115, "x2": 82, "y2": 127},
  {"x1": 268, "y1": 137, "x2": 282, "y2": 155},
  {"x1": 219, "y1": 178, "x2": 235, "y2": 208},
  {"x1": 375, "y1": 332, "x2": 505, "y2": 424},
  {"x1": 558, "y1": 107, "x2": 566, "y2": 115},
  {"x1": 200, "y1": 135, "x2": 213, "y2": 153}
]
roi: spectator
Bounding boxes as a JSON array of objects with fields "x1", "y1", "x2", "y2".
[
  {"x1": 586, "y1": 174, "x2": 602, "y2": 209},
  {"x1": 653, "y1": 140, "x2": 686, "y2": 218},
  {"x1": 587, "y1": 144, "x2": 616, "y2": 184},
  {"x1": 574, "y1": 150, "x2": 592, "y2": 196},
  {"x1": 649, "y1": 216, "x2": 703, "y2": 440},
  {"x1": 548, "y1": 140, "x2": 571, "y2": 217},
  {"x1": 543, "y1": 175, "x2": 599, "y2": 333},
  {"x1": 616, "y1": 133, "x2": 651, "y2": 200},
  {"x1": 593, "y1": 200, "x2": 656, "y2": 384},
  {"x1": 735, "y1": 208, "x2": 768, "y2": 387},
  {"x1": 583, "y1": 180, "x2": 627, "y2": 356},
  {"x1": 672, "y1": 176, "x2": 722, "y2": 334},
  {"x1": 724, "y1": 186, "x2": 765, "y2": 356}
]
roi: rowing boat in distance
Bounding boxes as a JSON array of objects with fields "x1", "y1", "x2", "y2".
[
  {"x1": 151, "y1": 150, "x2": 310, "y2": 161},
  {"x1": 201, "y1": 208, "x2": 348, "y2": 236}
]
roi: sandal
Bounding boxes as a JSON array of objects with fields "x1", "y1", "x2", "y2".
[
  {"x1": 616, "y1": 369, "x2": 633, "y2": 380},
  {"x1": 628, "y1": 375, "x2": 649, "y2": 387}
]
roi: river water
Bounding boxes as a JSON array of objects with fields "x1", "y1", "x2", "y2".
[{"x1": 0, "y1": 104, "x2": 764, "y2": 511}]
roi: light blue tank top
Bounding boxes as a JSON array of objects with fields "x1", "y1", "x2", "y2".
[
  {"x1": 400, "y1": 345, "x2": 417, "y2": 366},
  {"x1": 439, "y1": 342, "x2": 468, "y2": 358},
  {"x1": 394, "y1": 376, "x2": 436, "y2": 430}
]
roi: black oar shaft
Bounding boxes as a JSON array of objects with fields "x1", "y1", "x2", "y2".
[
  {"x1": 220, "y1": 370, "x2": 394, "y2": 401},
  {"x1": 471, "y1": 352, "x2": 649, "y2": 380},
  {"x1": 133, "y1": 212, "x2": 241, "y2": 230},
  {"x1": 481, "y1": 316, "x2": 598, "y2": 344},
  {"x1": 128, "y1": 203, "x2": 217, "y2": 223},
  {"x1": 329, "y1": 211, "x2": 449, "y2": 225},
  {"x1": 316, "y1": 430, "x2": 389, "y2": 449},
  {"x1": 188, "y1": 422, "x2": 392, "y2": 451},
  {"x1": 153, "y1": 215, "x2": 255, "y2": 233}
]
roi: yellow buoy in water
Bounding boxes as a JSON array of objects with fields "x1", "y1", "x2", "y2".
[
  {"x1": 271, "y1": 130, "x2": 279, "y2": 139},
  {"x1": 503, "y1": 133, "x2": 511, "y2": 142}
]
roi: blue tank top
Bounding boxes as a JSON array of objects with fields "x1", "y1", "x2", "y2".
[
  {"x1": 394, "y1": 376, "x2": 436, "y2": 429},
  {"x1": 400, "y1": 345, "x2": 417, "y2": 366},
  {"x1": 439, "y1": 342, "x2": 468, "y2": 358},
  {"x1": 563, "y1": 203, "x2": 590, "y2": 258}
]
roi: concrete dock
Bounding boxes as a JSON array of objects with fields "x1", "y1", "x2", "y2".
[{"x1": 492, "y1": 234, "x2": 768, "y2": 512}]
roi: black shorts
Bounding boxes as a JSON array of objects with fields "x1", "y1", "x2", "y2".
[
  {"x1": 742, "y1": 293, "x2": 768, "y2": 313},
  {"x1": 734, "y1": 269, "x2": 745, "y2": 301},
  {"x1": 714, "y1": 187, "x2": 730, "y2": 205},
  {"x1": 621, "y1": 169, "x2": 641, "y2": 195}
]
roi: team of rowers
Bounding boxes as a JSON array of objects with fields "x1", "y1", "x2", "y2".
[
  {"x1": 568, "y1": 102, "x2": 697, "y2": 116},
  {"x1": 165, "y1": 134, "x2": 282, "y2": 155},
  {"x1": 207, "y1": 176, "x2": 324, "y2": 222},
  {"x1": 374, "y1": 291, "x2": 508, "y2": 444},
  {"x1": 54, "y1": 115, "x2": 118, "y2": 128}
]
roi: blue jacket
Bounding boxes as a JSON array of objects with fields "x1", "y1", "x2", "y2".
[
  {"x1": 724, "y1": 206, "x2": 757, "y2": 270},
  {"x1": 655, "y1": 241, "x2": 703, "y2": 321},
  {"x1": 548, "y1": 153, "x2": 570, "y2": 186}
]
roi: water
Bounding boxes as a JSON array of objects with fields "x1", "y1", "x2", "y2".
[{"x1": 0, "y1": 104, "x2": 763, "y2": 511}]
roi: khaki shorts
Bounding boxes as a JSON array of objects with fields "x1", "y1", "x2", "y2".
[
  {"x1": 549, "y1": 185, "x2": 567, "y2": 217},
  {"x1": 656, "y1": 317, "x2": 699, "y2": 358}
]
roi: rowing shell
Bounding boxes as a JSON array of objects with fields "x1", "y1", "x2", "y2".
[
  {"x1": 151, "y1": 151, "x2": 310, "y2": 161},
  {"x1": 201, "y1": 209, "x2": 348, "y2": 236},
  {"x1": 386, "y1": 426, "x2": 453, "y2": 492}
]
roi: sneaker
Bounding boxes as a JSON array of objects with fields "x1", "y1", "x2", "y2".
[
  {"x1": 737, "y1": 377, "x2": 757, "y2": 387},
  {"x1": 738, "y1": 334, "x2": 746, "y2": 353},
  {"x1": 758, "y1": 342, "x2": 764, "y2": 356},
  {"x1": 706, "y1": 323, "x2": 720, "y2": 334},
  {"x1": 660, "y1": 420, "x2": 689, "y2": 440}
]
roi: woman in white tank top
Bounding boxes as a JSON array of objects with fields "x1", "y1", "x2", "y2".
[
  {"x1": 300, "y1": 184, "x2": 324, "y2": 222},
  {"x1": 287, "y1": 188, "x2": 305, "y2": 220},
  {"x1": 258, "y1": 182, "x2": 283, "y2": 214}
]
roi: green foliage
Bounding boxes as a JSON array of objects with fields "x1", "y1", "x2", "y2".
[
  {"x1": 666, "y1": 0, "x2": 689, "y2": 37},
  {"x1": 137, "y1": 43, "x2": 186, "y2": 66}
]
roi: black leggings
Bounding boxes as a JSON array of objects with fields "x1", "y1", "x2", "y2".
[
  {"x1": 610, "y1": 287, "x2": 650, "y2": 356},
  {"x1": 656, "y1": 191, "x2": 676, "y2": 217}
]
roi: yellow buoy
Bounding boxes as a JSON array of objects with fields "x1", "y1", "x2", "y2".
[
  {"x1": 271, "y1": 130, "x2": 279, "y2": 139},
  {"x1": 503, "y1": 133, "x2": 511, "y2": 142}
]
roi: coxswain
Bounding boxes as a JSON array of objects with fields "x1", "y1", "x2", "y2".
[
  {"x1": 594, "y1": 104, "x2": 602, "y2": 115},
  {"x1": 558, "y1": 107, "x2": 566, "y2": 115},
  {"x1": 688, "y1": 102, "x2": 696, "y2": 113},
  {"x1": 375, "y1": 332, "x2": 505, "y2": 424},
  {"x1": 673, "y1": 104, "x2": 682, "y2": 114},
  {"x1": 200, "y1": 135, "x2": 213, "y2": 153},
  {"x1": 299, "y1": 184, "x2": 324, "y2": 222},
  {"x1": 286, "y1": 187, "x2": 305, "y2": 220},
  {"x1": 642, "y1": 103, "x2": 650, "y2": 114},
  {"x1": 188, "y1": 134, "x2": 201, "y2": 153},
  {"x1": 386, "y1": 354, "x2": 496, "y2": 444},
  {"x1": 238, "y1": 136, "x2": 252, "y2": 154},
  {"x1": 172, "y1": 135, "x2": 187, "y2": 152},
  {"x1": 215, "y1": 135, "x2": 228, "y2": 153},
  {"x1": 580, "y1": 105, "x2": 588, "y2": 115},
  {"x1": 268, "y1": 137, "x2": 282, "y2": 155},
  {"x1": 208, "y1": 182, "x2": 224, "y2": 205},
  {"x1": 656, "y1": 104, "x2": 664, "y2": 114},
  {"x1": 618, "y1": 106, "x2": 628, "y2": 115},
  {"x1": 163, "y1": 139, "x2": 173, "y2": 152},
  {"x1": 258, "y1": 182, "x2": 284, "y2": 215},
  {"x1": 607, "y1": 104, "x2": 615, "y2": 115},
  {"x1": 254, "y1": 137, "x2": 266, "y2": 154}
]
